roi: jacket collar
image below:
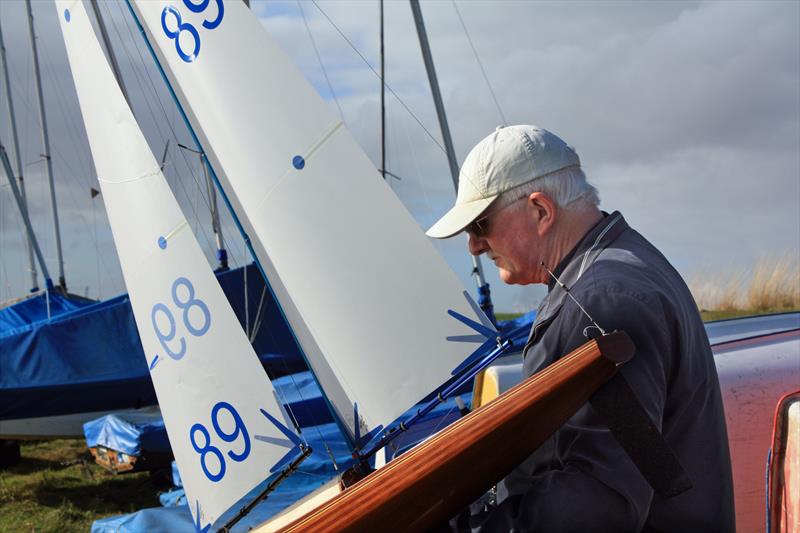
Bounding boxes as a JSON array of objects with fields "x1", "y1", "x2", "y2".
[{"x1": 527, "y1": 211, "x2": 628, "y2": 343}]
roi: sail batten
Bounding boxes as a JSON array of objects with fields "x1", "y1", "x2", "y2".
[{"x1": 126, "y1": 0, "x2": 489, "y2": 441}]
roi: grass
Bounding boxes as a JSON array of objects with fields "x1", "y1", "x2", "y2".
[{"x1": 0, "y1": 439, "x2": 165, "y2": 533}]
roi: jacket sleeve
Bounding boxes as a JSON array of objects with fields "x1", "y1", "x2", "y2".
[{"x1": 481, "y1": 287, "x2": 674, "y2": 533}]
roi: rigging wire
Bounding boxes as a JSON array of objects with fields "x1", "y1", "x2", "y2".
[
  {"x1": 451, "y1": 0, "x2": 507, "y2": 126},
  {"x1": 105, "y1": 0, "x2": 221, "y2": 262},
  {"x1": 108, "y1": 0, "x2": 248, "y2": 269},
  {"x1": 309, "y1": 0, "x2": 448, "y2": 156},
  {"x1": 38, "y1": 29, "x2": 117, "y2": 295},
  {"x1": 297, "y1": 1, "x2": 345, "y2": 124}
]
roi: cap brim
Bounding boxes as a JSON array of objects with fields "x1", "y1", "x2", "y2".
[{"x1": 425, "y1": 196, "x2": 496, "y2": 239}]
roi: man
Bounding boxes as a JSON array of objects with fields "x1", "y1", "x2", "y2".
[{"x1": 427, "y1": 125, "x2": 734, "y2": 532}]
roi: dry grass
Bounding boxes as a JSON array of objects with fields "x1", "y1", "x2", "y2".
[
  {"x1": 690, "y1": 254, "x2": 800, "y2": 313},
  {"x1": 747, "y1": 255, "x2": 800, "y2": 311}
]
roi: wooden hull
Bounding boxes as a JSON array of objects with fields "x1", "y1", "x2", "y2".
[{"x1": 279, "y1": 331, "x2": 634, "y2": 532}]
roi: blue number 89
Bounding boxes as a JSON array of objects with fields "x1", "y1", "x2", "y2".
[
  {"x1": 151, "y1": 277, "x2": 210, "y2": 361},
  {"x1": 151, "y1": 303, "x2": 187, "y2": 360},
  {"x1": 190, "y1": 402, "x2": 251, "y2": 483},
  {"x1": 183, "y1": 0, "x2": 224, "y2": 30},
  {"x1": 190, "y1": 423, "x2": 225, "y2": 482},
  {"x1": 212, "y1": 401, "x2": 251, "y2": 462},
  {"x1": 172, "y1": 277, "x2": 211, "y2": 337},
  {"x1": 161, "y1": 6, "x2": 200, "y2": 63}
]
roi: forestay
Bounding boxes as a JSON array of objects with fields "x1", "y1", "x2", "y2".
[
  {"x1": 127, "y1": 0, "x2": 490, "y2": 439},
  {"x1": 56, "y1": 2, "x2": 302, "y2": 527}
]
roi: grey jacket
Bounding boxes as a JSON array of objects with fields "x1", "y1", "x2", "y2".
[{"x1": 482, "y1": 212, "x2": 735, "y2": 533}]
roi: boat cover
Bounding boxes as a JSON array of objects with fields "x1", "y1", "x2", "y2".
[
  {"x1": 172, "y1": 460, "x2": 182, "y2": 487},
  {"x1": 0, "y1": 264, "x2": 306, "y2": 421},
  {"x1": 83, "y1": 408, "x2": 169, "y2": 456},
  {"x1": 159, "y1": 487, "x2": 187, "y2": 508},
  {"x1": 82, "y1": 371, "x2": 333, "y2": 459},
  {"x1": 0, "y1": 291, "x2": 93, "y2": 331}
]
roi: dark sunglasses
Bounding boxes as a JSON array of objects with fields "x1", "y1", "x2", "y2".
[{"x1": 466, "y1": 196, "x2": 527, "y2": 237}]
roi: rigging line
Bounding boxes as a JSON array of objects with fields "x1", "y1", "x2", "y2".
[
  {"x1": 91, "y1": 197, "x2": 100, "y2": 297},
  {"x1": 36, "y1": 34, "x2": 137, "y2": 294},
  {"x1": 110, "y1": 0, "x2": 247, "y2": 266},
  {"x1": 262, "y1": 290, "x2": 337, "y2": 459},
  {"x1": 108, "y1": 0, "x2": 219, "y2": 258},
  {"x1": 243, "y1": 256, "x2": 249, "y2": 337},
  {"x1": 248, "y1": 285, "x2": 268, "y2": 344},
  {"x1": 37, "y1": 41, "x2": 121, "y2": 296},
  {"x1": 297, "y1": 1, "x2": 345, "y2": 123},
  {"x1": 451, "y1": 0, "x2": 507, "y2": 126},
  {"x1": 309, "y1": 0, "x2": 447, "y2": 155},
  {"x1": 37, "y1": 36, "x2": 95, "y2": 181}
]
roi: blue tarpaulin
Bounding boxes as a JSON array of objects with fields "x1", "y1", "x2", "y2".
[
  {"x1": 82, "y1": 371, "x2": 333, "y2": 459},
  {"x1": 0, "y1": 264, "x2": 307, "y2": 421},
  {"x1": 0, "y1": 291, "x2": 93, "y2": 332},
  {"x1": 83, "y1": 409, "x2": 170, "y2": 456}
]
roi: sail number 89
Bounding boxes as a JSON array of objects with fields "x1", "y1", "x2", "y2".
[
  {"x1": 190, "y1": 401, "x2": 251, "y2": 483},
  {"x1": 151, "y1": 277, "x2": 211, "y2": 360},
  {"x1": 160, "y1": 0, "x2": 224, "y2": 63}
]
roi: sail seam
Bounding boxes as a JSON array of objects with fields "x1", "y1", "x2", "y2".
[{"x1": 97, "y1": 166, "x2": 162, "y2": 184}]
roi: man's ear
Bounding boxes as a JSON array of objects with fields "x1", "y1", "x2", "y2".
[{"x1": 528, "y1": 192, "x2": 557, "y2": 236}]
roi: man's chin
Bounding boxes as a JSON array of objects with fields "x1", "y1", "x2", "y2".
[{"x1": 498, "y1": 269, "x2": 519, "y2": 285}]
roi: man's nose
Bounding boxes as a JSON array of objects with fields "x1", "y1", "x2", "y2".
[{"x1": 467, "y1": 232, "x2": 488, "y2": 256}]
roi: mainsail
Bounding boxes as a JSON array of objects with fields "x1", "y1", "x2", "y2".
[
  {"x1": 56, "y1": 1, "x2": 305, "y2": 527},
  {"x1": 126, "y1": 0, "x2": 491, "y2": 441}
]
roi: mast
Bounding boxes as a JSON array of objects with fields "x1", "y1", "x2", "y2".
[
  {"x1": 379, "y1": 0, "x2": 386, "y2": 180},
  {"x1": 409, "y1": 0, "x2": 495, "y2": 324},
  {"x1": 25, "y1": 0, "x2": 67, "y2": 291},
  {"x1": 1, "y1": 143, "x2": 53, "y2": 290},
  {"x1": 179, "y1": 143, "x2": 228, "y2": 271},
  {"x1": 204, "y1": 155, "x2": 228, "y2": 271},
  {"x1": 0, "y1": 19, "x2": 39, "y2": 292},
  {"x1": 89, "y1": 0, "x2": 130, "y2": 107}
]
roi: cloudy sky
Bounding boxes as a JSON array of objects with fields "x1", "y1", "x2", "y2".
[{"x1": 1, "y1": 0, "x2": 798, "y2": 313}]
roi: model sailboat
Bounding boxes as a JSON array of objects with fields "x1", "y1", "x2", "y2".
[
  {"x1": 124, "y1": 0, "x2": 492, "y2": 444},
  {"x1": 58, "y1": 0, "x2": 633, "y2": 529},
  {"x1": 56, "y1": 1, "x2": 312, "y2": 526},
  {"x1": 57, "y1": 0, "x2": 493, "y2": 527}
]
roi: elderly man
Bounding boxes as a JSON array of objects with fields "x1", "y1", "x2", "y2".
[{"x1": 427, "y1": 125, "x2": 734, "y2": 532}]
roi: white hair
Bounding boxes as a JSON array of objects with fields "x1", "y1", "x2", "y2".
[{"x1": 493, "y1": 165, "x2": 600, "y2": 213}]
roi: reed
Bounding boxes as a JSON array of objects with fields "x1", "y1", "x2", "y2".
[
  {"x1": 747, "y1": 254, "x2": 800, "y2": 311},
  {"x1": 690, "y1": 254, "x2": 800, "y2": 313}
]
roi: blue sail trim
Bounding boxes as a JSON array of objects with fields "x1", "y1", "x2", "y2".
[
  {"x1": 122, "y1": 0, "x2": 356, "y2": 453},
  {"x1": 447, "y1": 308, "x2": 496, "y2": 339},
  {"x1": 259, "y1": 408, "x2": 307, "y2": 474},
  {"x1": 192, "y1": 501, "x2": 211, "y2": 533}
]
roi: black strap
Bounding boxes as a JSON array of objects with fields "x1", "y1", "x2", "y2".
[{"x1": 590, "y1": 373, "x2": 693, "y2": 499}]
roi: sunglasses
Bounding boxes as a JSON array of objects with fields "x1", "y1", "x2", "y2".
[{"x1": 466, "y1": 195, "x2": 528, "y2": 237}]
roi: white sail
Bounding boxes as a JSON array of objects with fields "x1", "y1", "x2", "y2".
[
  {"x1": 56, "y1": 1, "x2": 303, "y2": 527},
  {"x1": 127, "y1": 0, "x2": 491, "y2": 439}
]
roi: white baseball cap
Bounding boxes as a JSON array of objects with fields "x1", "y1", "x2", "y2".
[{"x1": 426, "y1": 125, "x2": 580, "y2": 239}]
